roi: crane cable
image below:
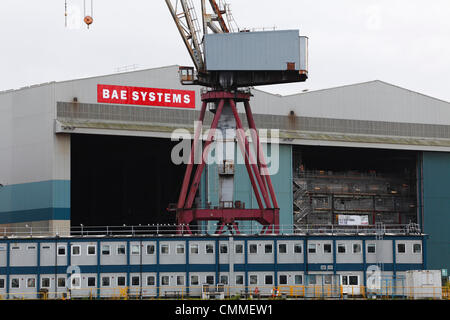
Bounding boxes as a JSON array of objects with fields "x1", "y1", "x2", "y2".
[
  {"x1": 64, "y1": 0, "x2": 68, "y2": 27},
  {"x1": 83, "y1": 0, "x2": 94, "y2": 29}
]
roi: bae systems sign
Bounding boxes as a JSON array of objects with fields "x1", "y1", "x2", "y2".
[{"x1": 97, "y1": 84, "x2": 196, "y2": 109}]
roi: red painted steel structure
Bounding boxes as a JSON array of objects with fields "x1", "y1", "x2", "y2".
[{"x1": 174, "y1": 91, "x2": 280, "y2": 235}]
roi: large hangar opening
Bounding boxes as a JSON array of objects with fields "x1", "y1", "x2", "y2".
[
  {"x1": 71, "y1": 134, "x2": 186, "y2": 229},
  {"x1": 293, "y1": 146, "x2": 419, "y2": 227}
]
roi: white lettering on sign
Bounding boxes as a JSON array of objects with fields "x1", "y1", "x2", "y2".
[{"x1": 97, "y1": 84, "x2": 196, "y2": 109}]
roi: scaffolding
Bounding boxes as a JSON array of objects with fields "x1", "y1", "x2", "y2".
[{"x1": 293, "y1": 169, "x2": 417, "y2": 228}]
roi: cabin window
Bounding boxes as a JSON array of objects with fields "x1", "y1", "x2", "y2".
[
  {"x1": 87, "y1": 277, "x2": 96, "y2": 287},
  {"x1": 147, "y1": 276, "x2": 155, "y2": 286},
  {"x1": 102, "y1": 277, "x2": 110, "y2": 287},
  {"x1": 353, "y1": 243, "x2": 361, "y2": 254},
  {"x1": 249, "y1": 244, "x2": 258, "y2": 254},
  {"x1": 161, "y1": 276, "x2": 169, "y2": 286},
  {"x1": 367, "y1": 244, "x2": 376, "y2": 254},
  {"x1": 132, "y1": 276, "x2": 140, "y2": 286},
  {"x1": 190, "y1": 244, "x2": 199, "y2": 254},
  {"x1": 278, "y1": 243, "x2": 287, "y2": 254},
  {"x1": 71, "y1": 245, "x2": 81, "y2": 256},
  {"x1": 397, "y1": 243, "x2": 406, "y2": 254},
  {"x1": 131, "y1": 244, "x2": 140, "y2": 255},
  {"x1": 11, "y1": 278, "x2": 20, "y2": 288},
  {"x1": 308, "y1": 244, "x2": 316, "y2": 254},
  {"x1": 235, "y1": 275, "x2": 244, "y2": 285},
  {"x1": 265, "y1": 275, "x2": 273, "y2": 285},
  {"x1": 413, "y1": 243, "x2": 422, "y2": 254},
  {"x1": 27, "y1": 278, "x2": 36, "y2": 288},
  {"x1": 101, "y1": 245, "x2": 111, "y2": 255},
  {"x1": 190, "y1": 275, "x2": 199, "y2": 285},
  {"x1": 279, "y1": 275, "x2": 288, "y2": 285},
  {"x1": 337, "y1": 244, "x2": 346, "y2": 254},
  {"x1": 220, "y1": 244, "x2": 228, "y2": 254},
  {"x1": 146, "y1": 244, "x2": 155, "y2": 255},
  {"x1": 161, "y1": 244, "x2": 169, "y2": 255},
  {"x1": 265, "y1": 244, "x2": 273, "y2": 254},
  {"x1": 235, "y1": 244, "x2": 243, "y2": 254},
  {"x1": 87, "y1": 245, "x2": 96, "y2": 256},
  {"x1": 57, "y1": 245, "x2": 66, "y2": 256},
  {"x1": 117, "y1": 276, "x2": 126, "y2": 286},
  {"x1": 220, "y1": 275, "x2": 228, "y2": 285},
  {"x1": 176, "y1": 276, "x2": 184, "y2": 286},
  {"x1": 249, "y1": 275, "x2": 258, "y2": 285},
  {"x1": 117, "y1": 244, "x2": 126, "y2": 255},
  {"x1": 41, "y1": 278, "x2": 50, "y2": 288},
  {"x1": 176, "y1": 244, "x2": 185, "y2": 254},
  {"x1": 205, "y1": 244, "x2": 214, "y2": 254},
  {"x1": 324, "y1": 244, "x2": 332, "y2": 254},
  {"x1": 57, "y1": 278, "x2": 66, "y2": 288},
  {"x1": 349, "y1": 276, "x2": 359, "y2": 285}
]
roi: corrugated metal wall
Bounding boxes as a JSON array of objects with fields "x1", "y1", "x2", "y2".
[
  {"x1": 422, "y1": 152, "x2": 450, "y2": 269},
  {"x1": 204, "y1": 30, "x2": 301, "y2": 71}
]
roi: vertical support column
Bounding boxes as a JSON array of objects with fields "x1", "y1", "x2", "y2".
[
  {"x1": 244, "y1": 239, "x2": 248, "y2": 295},
  {"x1": 185, "y1": 239, "x2": 190, "y2": 296},
  {"x1": 178, "y1": 102, "x2": 208, "y2": 209},
  {"x1": 362, "y1": 239, "x2": 367, "y2": 288},
  {"x1": 230, "y1": 99, "x2": 271, "y2": 209},
  {"x1": 37, "y1": 241, "x2": 41, "y2": 294},
  {"x1": 392, "y1": 239, "x2": 397, "y2": 296},
  {"x1": 97, "y1": 240, "x2": 101, "y2": 299},
  {"x1": 6, "y1": 241, "x2": 10, "y2": 298},
  {"x1": 332, "y1": 239, "x2": 337, "y2": 275},
  {"x1": 156, "y1": 239, "x2": 160, "y2": 298},
  {"x1": 417, "y1": 152, "x2": 424, "y2": 230},
  {"x1": 185, "y1": 99, "x2": 225, "y2": 209},
  {"x1": 67, "y1": 241, "x2": 71, "y2": 298},
  {"x1": 231, "y1": 103, "x2": 264, "y2": 210},
  {"x1": 244, "y1": 101, "x2": 279, "y2": 210},
  {"x1": 274, "y1": 239, "x2": 278, "y2": 288},
  {"x1": 126, "y1": 240, "x2": 130, "y2": 291},
  {"x1": 304, "y1": 237, "x2": 308, "y2": 277},
  {"x1": 67, "y1": 241, "x2": 71, "y2": 268},
  {"x1": 228, "y1": 237, "x2": 234, "y2": 294},
  {"x1": 215, "y1": 238, "x2": 220, "y2": 286},
  {"x1": 54, "y1": 239, "x2": 58, "y2": 298},
  {"x1": 422, "y1": 235, "x2": 427, "y2": 269}
]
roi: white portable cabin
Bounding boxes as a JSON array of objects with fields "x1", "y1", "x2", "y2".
[{"x1": 405, "y1": 270, "x2": 442, "y2": 299}]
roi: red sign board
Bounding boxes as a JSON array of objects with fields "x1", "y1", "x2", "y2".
[{"x1": 97, "y1": 84, "x2": 196, "y2": 109}]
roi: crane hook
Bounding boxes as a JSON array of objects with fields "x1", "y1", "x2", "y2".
[{"x1": 83, "y1": 0, "x2": 94, "y2": 29}]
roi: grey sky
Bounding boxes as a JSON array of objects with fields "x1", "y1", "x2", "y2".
[{"x1": 0, "y1": 0, "x2": 449, "y2": 101}]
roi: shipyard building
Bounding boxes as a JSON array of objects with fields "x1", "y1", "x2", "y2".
[{"x1": 0, "y1": 65, "x2": 449, "y2": 270}]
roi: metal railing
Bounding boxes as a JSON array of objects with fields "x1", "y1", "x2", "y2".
[
  {"x1": 0, "y1": 223, "x2": 422, "y2": 238},
  {"x1": 293, "y1": 223, "x2": 422, "y2": 235}
]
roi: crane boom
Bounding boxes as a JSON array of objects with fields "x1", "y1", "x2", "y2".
[
  {"x1": 165, "y1": 0, "x2": 236, "y2": 73},
  {"x1": 208, "y1": 0, "x2": 229, "y2": 33},
  {"x1": 165, "y1": 0, "x2": 205, "y2": 71}
]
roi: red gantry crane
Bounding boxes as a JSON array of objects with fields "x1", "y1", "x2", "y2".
[{"x1": 165, "y1": 0, "x2": 309, "y2": 235}]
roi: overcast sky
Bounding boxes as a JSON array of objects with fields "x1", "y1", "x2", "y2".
[{"x1": 0, "y1": 0, "x2": 449, "y2": 101}]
